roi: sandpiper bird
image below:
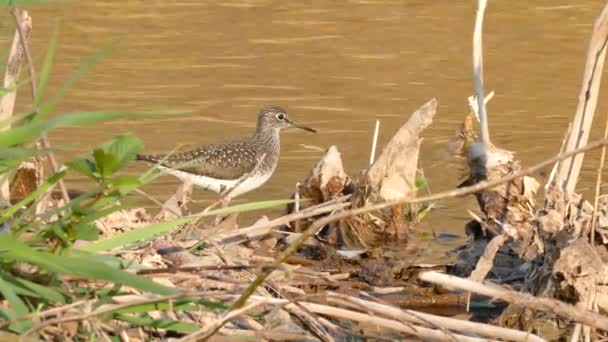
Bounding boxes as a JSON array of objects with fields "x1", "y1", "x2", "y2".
[{"x1": 136, "y1": 106, "x2": 317, "y2": 203}]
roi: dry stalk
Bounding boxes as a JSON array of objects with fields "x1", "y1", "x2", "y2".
[
  {"x1": 10, "y1": 7, "x2": 71, "y2": 206},
  {"x1": 591, "y1": 111, "x2": 608, "y2": 245},
  {"x1": 0, "y1": 8, "x2": 31, "y2": 203},
  {"x1": 369, "y1": 119, "x2": 380, "y2": 165},
  {"x1": 473, "y1": 0, "x2": 490, "y2": 147},
  {"x1": 554, "y1": 2, "x2": 608, "y2": 193},
  {"x1": 224, "y1": 296, "x2": 497, "y2": 342},
  {"x1": 326, "y1": 293, "x2": 545, "y2": 342},
  {"x1": 469, "y1": 233, "x2": 510, "y2": 282},
  {"x1": 419, "y1": 271, "x2": 608, "y2": 331}
]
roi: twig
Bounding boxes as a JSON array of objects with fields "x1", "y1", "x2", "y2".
[
  {"x1": 134, "y1": 188, "x2": 181, "y2": 218},
  {"x1": 11, "y1": 7, "x2": 71, "y2": 206},
  {"x1": 473, "y1": 0, "x2": 490, "y2": 146},
  {"x1": 177, "y1": 299, "x2": 270, "y2": 342},
  {"x1": 469, "y1": 234, "x2": 510, "y2": 282},
  {"x1": 226, "y1": 296, "x2": 495, "y2": 342},
  {"x1": 369, "y1": 119, "x2": 380, "y2": 165},
  {"x1": 419, "y1": 271, "x2": 608, "y2": 331},
  {"x1": 135, "y1": 264, "x2": 257, "y2": 275},
  {"x1": 590, "y1": 111, "x2": 608, "y2": 245},
  {"x1": 326, "y1": 293, "x2": 545, "y2": 342}
]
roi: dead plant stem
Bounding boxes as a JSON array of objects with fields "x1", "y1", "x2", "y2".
[
  {"x1": 11, "y1": 7, "x2": 71, "y2": 206},
  {"x1": 590, "y1": 111, "x2": 608, "y2": 245}
]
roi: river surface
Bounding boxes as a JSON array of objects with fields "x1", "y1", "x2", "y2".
[{"x1": 11, "y1": 1, "x2": 608, "y2": 261}]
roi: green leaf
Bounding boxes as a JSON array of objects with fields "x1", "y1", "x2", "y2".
[
  {"x1": 0, "y1": 273, "x2": 31, "y2": 332},
  {"x1": 114, "y1": 298, "x2": 227, "y2": 314},
  {"x1": 2, "y1": 273, "x2": 65, "y2": 303},
  {"x1": 101, "y1": 135, "x2": 143, "y2": 175},
  {"x1": 415, "y1": 175, "x2": 427, "y2": 189},
  {"x1": 0, "y1": 236, "x2": 177, "y2": 295},
  {"x1": 80, "y1": 217, "x2": 192, "y2": 253},
  {"x1": 93, "y1": 148, "x2": 115, "y2": 179},
  {"x1": 73, "y1": 222, "x2": 99, "y2": 241},
  {"x1": 65, "y1": 157, "x2": 97, "y2": 179},
  {"x1": 111, "y1": 176, "x2": 142, "y2": 195}
]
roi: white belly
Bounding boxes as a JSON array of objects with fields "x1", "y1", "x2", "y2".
[{"x1": 157, "y1": 166, "x2": 274, "y2": 198}]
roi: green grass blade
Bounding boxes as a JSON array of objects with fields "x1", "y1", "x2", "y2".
[
  {"x1": 0, "y1": 274, "x2": 32, "y2": 332},
  {"x1": 115, "y1": 314, "x2": 200, "y2": 333},
  {"x1": 80, "y1": 217, "x2": 192, "y2": 253},
  {"x1": 195, "y1": 199, "x2": 296, "y2": 217},
  {"x1": 36, "y1": 45, "x2": 114, "y2": 121},
  {"x1": 0, "y1": 272, "x2": 65, "y2": 303},
  {"x1": 0, "y1": 111, "x2": 137, "y2": 147},
  {"x1": 0, "y1": 236, "x2": 177, "y2": 295},
  {"x1": 36, "y1": 20, "x2": 58, "y2": 105},
  {"x1": 113, "y1": 298, "x2": 227, "y2": 314}
]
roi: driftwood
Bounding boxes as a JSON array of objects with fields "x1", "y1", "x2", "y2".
[{"x1": 289, "y1": 100, "x2": 437, "y2": 248}]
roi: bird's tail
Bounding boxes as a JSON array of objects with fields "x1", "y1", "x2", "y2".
[{"x1": 135, "y1": 154, "x2": 162, "y2": 164}]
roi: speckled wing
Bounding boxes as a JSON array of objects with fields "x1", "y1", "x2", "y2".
[{"x1": 136, "y1": 141, "x2": 258, "y2": 180}]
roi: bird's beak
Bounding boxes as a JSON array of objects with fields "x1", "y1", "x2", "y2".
[{"x1": 286, "y1": 118, "x2": 317, "y2": 133}]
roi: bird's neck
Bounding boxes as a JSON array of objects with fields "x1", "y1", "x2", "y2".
[{"x1": 254, "y1": 127, "x2": 280, "y2": 143}]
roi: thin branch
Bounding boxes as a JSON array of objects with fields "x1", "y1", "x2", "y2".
[
  {"x1": 473, "y1": 0, "x2": 490, "y2": 146},
  {"x1": 555, "y1": 2, "x2": 608, "y2": 193},
  {"x1": 419, "y1": 271, "x2": 608, "y2": 331},
  {"x1": 177, "y1": 299, "x2": 270, "y2": 342},
  {"x1": 590, "y1": 111, "x2": 608, "y2": 245}
]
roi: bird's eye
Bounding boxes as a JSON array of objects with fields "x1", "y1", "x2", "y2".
[{"x1": 276, "y1": 113, "x2": 285, "y2": 121}]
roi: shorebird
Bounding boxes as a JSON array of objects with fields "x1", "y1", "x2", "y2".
[{"x1": 136, "y1": 106, "x2": 317, "y2": 204}]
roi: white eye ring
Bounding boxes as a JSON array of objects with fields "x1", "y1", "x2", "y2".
[{"x1": 276, "y1": 113, "x2": 285, "y2": 121}]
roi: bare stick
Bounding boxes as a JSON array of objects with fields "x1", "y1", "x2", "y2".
[
  {"x1": 177, "y1": 299, "x2": 270, "y2": 342},
  {"x1": 369, "y1": 119, "x2": 380, "y2": 165},
  {"x1": 0, "y1": 9, "x2": 31, "y2": 203},
  {"x1": 554, "y1": 2, "x2": 608, "y2": 193},
  {"x1": 327, "y1": 293, "x2": 545, "y2": 342},
  {"x1": 419, "y1": 271, "x2": 608, "y2": 331},
  {"x1": 468, "y1": 90, "x2": 494, "y2": 125},
  {"x1": 11, "y1": 7, "x2": 71, "y2": 205},
  {"x1": 473, "y1": 0, "x2": 490, "y2": 146},
  {"x1": 225, "y1": 296, "x2": 497, "y2": 342},
  {"x1": 590, "y1": 111, "x2": 608, "y2": 245}
]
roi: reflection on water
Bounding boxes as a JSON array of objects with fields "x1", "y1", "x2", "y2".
[{"x1": 12, "y1": 1, "x2": 608, "y2": 259}]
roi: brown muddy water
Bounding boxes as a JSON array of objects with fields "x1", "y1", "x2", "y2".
[{"x1": 10, "y1": 1, "x2": 608, "y2": 262}]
